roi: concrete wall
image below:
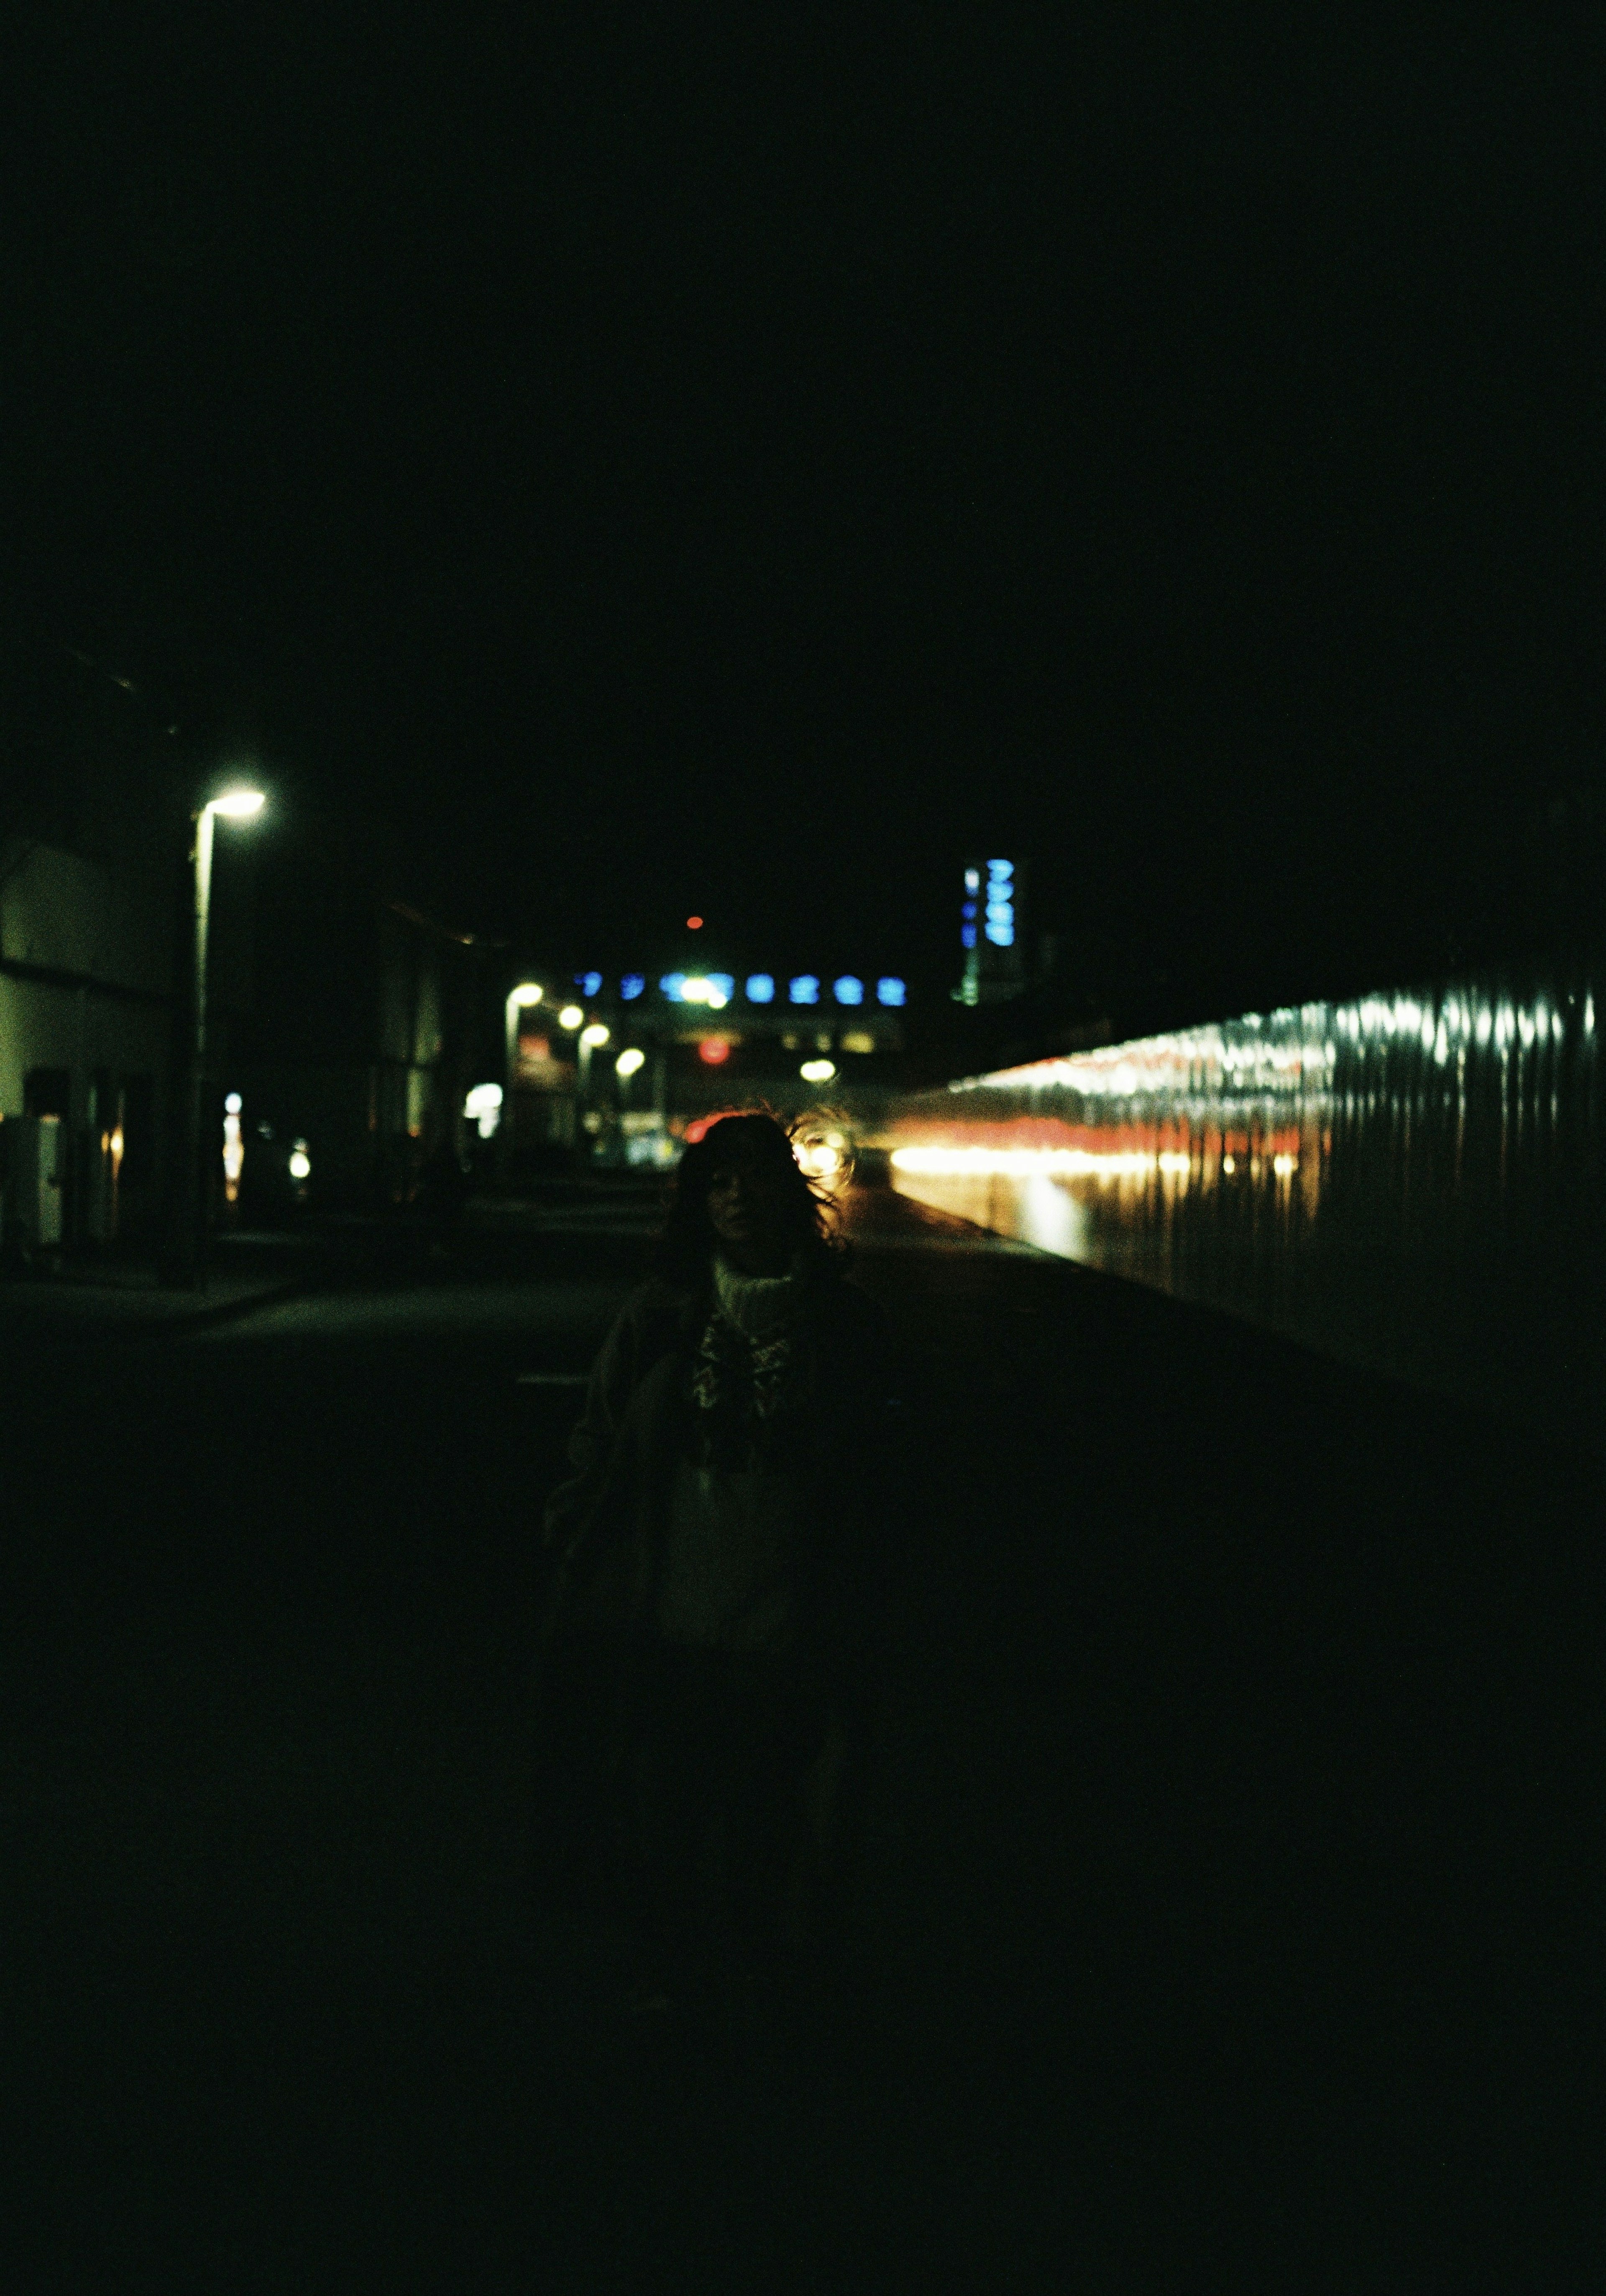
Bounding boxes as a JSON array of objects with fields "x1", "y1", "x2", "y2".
[{"x1": 0, "y1": 836, "x2": 176, "y2": 1241}]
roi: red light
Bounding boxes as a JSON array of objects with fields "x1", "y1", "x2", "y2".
[
  {"x1": 698, "y1": 1038, "x2": 730, "y2": 1065},
  {"x1": 686, "y1": 915, "x2": 703, "y2": 929}
]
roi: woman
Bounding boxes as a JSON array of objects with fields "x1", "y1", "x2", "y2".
[{"x1": 540, "y1": 1111, "x2": 900, "y2": 2036}]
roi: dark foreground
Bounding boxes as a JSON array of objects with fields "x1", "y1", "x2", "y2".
[{"x1": 3, "y1": 1177, "x2": 1599, "y2": 2291}]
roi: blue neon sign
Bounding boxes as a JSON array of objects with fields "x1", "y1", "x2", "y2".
[{"x1": 984, "y1": 857, "x2": 1015, "y2": 947}]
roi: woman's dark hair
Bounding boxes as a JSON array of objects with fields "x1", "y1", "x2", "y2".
[{"x1": 651, "y1": 1108, "x2": 846, "y2": 1287}]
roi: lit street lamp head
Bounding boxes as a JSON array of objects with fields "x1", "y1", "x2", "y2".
[{"x1": 206, "y1": 789, "x2": 266, "y2": 819}]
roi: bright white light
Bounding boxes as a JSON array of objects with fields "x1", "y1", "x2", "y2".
[
  {"x1": 580, "y1": 1023, "x2": 610, "y2": 1048},
  {"x1": 208, "y1": 789, "x2": 265, "y2": 819},
  {"x1": 800, "y1": 1058, "x2": 836, "y2": 1082},
  {"x1": 890, "y1": 1145, "x2": 1188, "y2": 1180},
  {"x1": 681, "y1": 977, "x2": 715, "y2": 1004},
  {"x1": 796, "y1": 1142, "x2": 843, "y2": 1179},
  {"x1": 464, "y1": 1082, "x2": 503, "y2": 1140},
  {"x1": 510, "y1": 981, "x2": 544, "y2": 1008},
  {"x1": 557, "y1": 1005, "x2": 584, "y2": 1029},
  {"x1": 224, "y1": 1093, "x2": 242, "y2": 1114},
  {"x1": 288, "y1": 1142, "x2": 311, "y2": 1180},
  {"x1": 706, "y1": 991, "x2": 728, "y2": 1010},
  {"x1": 615, "y1": 1047, "x2": 645, "y2": 1078}
]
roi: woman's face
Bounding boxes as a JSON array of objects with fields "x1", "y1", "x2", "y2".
[{"x1": 706, "y1": 1149, "x2": 794, "y2": 1272}]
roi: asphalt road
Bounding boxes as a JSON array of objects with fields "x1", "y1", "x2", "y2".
[{"x1": 4, "y1": 1176, "x2": 1599, "y2": 2292}]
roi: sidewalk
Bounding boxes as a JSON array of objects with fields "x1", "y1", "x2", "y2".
[{"x1": 0, "y1": 1234, "x2": 327, "y2": 1340}]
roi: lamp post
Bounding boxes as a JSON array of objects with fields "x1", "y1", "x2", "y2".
[
  {"x1": 501, "y1": 981, "x2": 544, "y2": 1182},
  {"x1": 577, "y1": 1021, "x2": 609, "y2": 1157},
  {"x1": 166, "y1": 787, "x2": 265, "y2": 1287}
]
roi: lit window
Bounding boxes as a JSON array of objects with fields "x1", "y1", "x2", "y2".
[
  {"x1": 833, "y1": 976, "x2": 864, "y2": 1006},
  {"x1": 746, "y1": 973, "x2": 775, "y2": 1004},
  {"x1": 789, "y1": 975, "x2": 821, "y2": 1005},
  {"x1": 876, "y1": 977, "x2": 906, "y2": 1006},
  {"x1": 621, "y1": 973, "x2": 645, "y2": 1000},
  {"x1": 840, "y1": 1031, "x2": 875, "y2": 1053}
]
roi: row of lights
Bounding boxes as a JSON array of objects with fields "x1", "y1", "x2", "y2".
[
  {"x1": 592, "y1": 972, "x2": 905, "y2": 1008},
  {"x1": 504, "y1": 979, "x2": 840, "y2": 1092}
]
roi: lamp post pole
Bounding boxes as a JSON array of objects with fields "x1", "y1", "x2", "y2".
[
  {"x1": 501, "y1": 982, "x2": 545, "y2": 1185},
  {"x1": 164, "y1": 789, "x2": 265, "y2": 1290},
  {"x1": 183, "y1": 800, "x2": 217, "y2": 1287}
]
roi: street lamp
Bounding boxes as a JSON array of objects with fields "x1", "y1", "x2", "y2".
[
  {"x1": 576, "y1": 1021, "x2": 609, "y2": 1153},
  {"x1": 169, "y1": 787, "x2": 265, "y2": 1285},
  {"x1": 501, "y1": 981, "x2": 544, "y2": 1182}
]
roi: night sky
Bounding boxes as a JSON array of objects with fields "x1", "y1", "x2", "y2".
[{"x1": 7, "y1": 12, "x2": 1601, "y2": 1018}]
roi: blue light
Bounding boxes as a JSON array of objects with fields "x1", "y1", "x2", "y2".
[
  {"x1": 707, "y1": 973, "x2": 735, "y2": 1001},
  {"x1": 789, "y1": 975, "x2": 821, "y2": 1006},
  {"x1": 876, "y1": 977, "x2": 906, "y2": 1007},
  {"x1": 620, "y1": 974, "x2": 645, "y2": 1001},
  {"x1": 961, "y1": 926, "x2": 977, "y2": 950},
  {"x1": 833, "y1": 976, "x2": 864, "y2": 1006},
  {"x1": 962, "y1": 902, "x2": 977, "y2": 921},
  {"x1": 746, "y1": 973, "x2": 775, "y2": 1004},
  {"x1": 575, "y1": 970, "x2": 603, "y2": 997},
  {"x1": 986, "y1": 901, "x2": 1013, "y2": 924},
  {"x1": 985, "y1": 923, "x2": 1014, "y2": 947},
  {"x1": 987, "y1": 858, "x2": 1013, "y2": 880},
  {"x1": 660, "y1": 972, "x2": 688, "y2": 1001}
]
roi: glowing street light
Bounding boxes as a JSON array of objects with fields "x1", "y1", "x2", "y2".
[
  {"x1": 557, "y1": 1004, "x2": 584, "y2": 1029},
  {"x1": 579, "y1": 1022, "x2": 610, "y2": 1048},
  {"x1": 168, "y1": 784, "x2": 266, "y2": 1285},
  {"x1": 501, "y1": 981, "x2": 545, "y2": 1180},
  {"x1": 615, "y1": 1047, "x2": 645, "y2": 1079},
  {"x1": 800, "y1": 1058, "x2": 836, "y2": 1082}
]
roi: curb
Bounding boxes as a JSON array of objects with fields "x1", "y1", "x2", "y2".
[{"x1": 0, "y1": 1269, "x2": 335, "y2": 1343}]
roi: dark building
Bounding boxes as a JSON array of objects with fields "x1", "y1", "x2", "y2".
[{"x1": 214, "y1": 797, "x2": 487, "y2": 1218}]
